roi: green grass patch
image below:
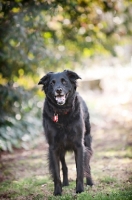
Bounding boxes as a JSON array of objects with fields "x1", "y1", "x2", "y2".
[
  {"x1": 0, "y1": 177, "x2": 132, "y2": 200},
  {"x1": 99, "y1": 176, "x2": 117, "y2": 184},
  {"x1": 47, "y1": 185, "x2": 132, "y2": 200},
  {"x1": 0, "y1": 177, "x2": 51, "y2": 199}
]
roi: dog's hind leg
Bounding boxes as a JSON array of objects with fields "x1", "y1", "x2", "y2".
[
  {"x1": 60, "y1": 152, "x2": 69, "y2": 186},
  {"x1": 74, "y1": 145, "x2": 84, "y2": 193},
  {"x1": 84, "y1": 134, "x2": 93, "y2": 186},
  {"x1": 48, "y1": 147, "x2": 62, "y2": 196}
]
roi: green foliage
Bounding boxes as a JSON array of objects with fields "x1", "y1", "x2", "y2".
[
  {"x1": 0, "y1": 84, "x2": 42, "y2": 151},
  {"x1": 0, "y1": 0, "x2": 131, "y2": 80}
]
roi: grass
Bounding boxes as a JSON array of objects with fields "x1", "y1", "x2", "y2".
[
  {"x1": 0, "y1": 177, "x2": 132, "y2": 200},
  {"x1": 0, "y1": 126, "x2": 132, "y2": 199},
  {"x1": 0, "y1": 177, "x2": 52, "y2": 199},
  {"x1": 99, "y1": 176, "x2": 117, "y2": 184}
]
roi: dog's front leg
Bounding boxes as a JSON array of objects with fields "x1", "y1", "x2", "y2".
[
  {"x1": 60, "y1": 152, "x2": 69, "y2": 186},
  {"x1": 49, "y1": 146, "x2": 62, "y2": 196},
  {"x1": 75, "y1": 145, "x2": 84, "y2": 193}
]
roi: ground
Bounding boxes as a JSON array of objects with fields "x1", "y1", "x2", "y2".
[
  {"x1": 0, "y1": 120, "x2": 132, "y2": 200},
  {"x1": 0, "y1": 66, "x2": 132, "y2": 199}
]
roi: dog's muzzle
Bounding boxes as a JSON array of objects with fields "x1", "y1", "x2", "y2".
[
  {"x1": 55, "y1": 94, "x2": 66, "y2": 105},
  {"x1": 54, "y1": 88, "x2": 67, "y2": 105}
]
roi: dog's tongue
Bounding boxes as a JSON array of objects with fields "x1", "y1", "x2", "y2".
[{"x1": 55, "y1": 95, "x2": 66, "y2": 105}]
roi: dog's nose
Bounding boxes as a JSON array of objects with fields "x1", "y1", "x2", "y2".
[{"x1": 56, "y1": 88, "x2": 62, "y2": 94}]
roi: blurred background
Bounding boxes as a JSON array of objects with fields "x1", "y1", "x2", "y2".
[{"x1": 0, "y1": 0, "x2": 132, "y2": 155}]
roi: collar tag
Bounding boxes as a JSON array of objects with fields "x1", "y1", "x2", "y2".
[{"x1": 53, "y1": 114, "x2": 58, "y2": 122}]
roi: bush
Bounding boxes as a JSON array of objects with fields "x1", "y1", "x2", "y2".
[{"x1": 0, "y1": 84, "x2": 43, "y2": 152}]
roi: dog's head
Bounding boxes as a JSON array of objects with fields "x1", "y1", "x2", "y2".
[{"x1": 38, "y1": 70, "x2": 81, "y2": 106}]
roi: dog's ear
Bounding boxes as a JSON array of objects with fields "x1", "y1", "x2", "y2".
[
  {"x1": 65, "y1": 70, "x2": 81, "y2": 82},
  {"x1": 38, "y1": 74, "x2": 48, "y2": 85},
  {"x1": 38, "y1": 72, "x2": 53, "y2": 85},
  {"x1": 38, "y1": 72, "x2": 53, "y2": 92}
]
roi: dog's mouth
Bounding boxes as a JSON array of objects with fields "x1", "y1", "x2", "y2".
[{"x1": 55, "y1": 94, "x2": 67, "y2": 105}]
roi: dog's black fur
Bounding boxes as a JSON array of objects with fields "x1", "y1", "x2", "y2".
[{"x1": 38, "y1": 70, "x2": 93, "y2": 195}]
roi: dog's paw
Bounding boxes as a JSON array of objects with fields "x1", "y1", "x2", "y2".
[
  {"x1": 76, "y1": 181, "x2": 84, "y2": 193},
  {"x1": 86, "y1": 177, "x2": 94, "y2": 186},
  {"x1": 54, "y1": 184, "x2": 62, "y2": 196},
  {"x1": 54, "y1": 189, "x2": 62, "y2": 196}
]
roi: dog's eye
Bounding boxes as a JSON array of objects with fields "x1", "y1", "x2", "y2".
[
  {"x1": 61, "y1": 78, "x2": 66, "y2": 85},
  {"x1": 50, "y1": 80, "x2": 55, "y2": 85}
]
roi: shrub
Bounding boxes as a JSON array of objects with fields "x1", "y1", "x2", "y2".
[{"x1": 0, "y1": 84, "x2": 42, "y2": 152}]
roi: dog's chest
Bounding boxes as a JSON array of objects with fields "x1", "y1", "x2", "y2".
[
  {"x1": 55, "y1": 124, "x2": 73, "y2": 140},
  {"x1": 54, "y1": 123, "x2": 80, "y2": 149}
]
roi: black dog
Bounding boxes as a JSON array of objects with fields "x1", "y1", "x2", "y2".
[{"x1": 38, "y1": 70, "x2": 93, "y2": 195}]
